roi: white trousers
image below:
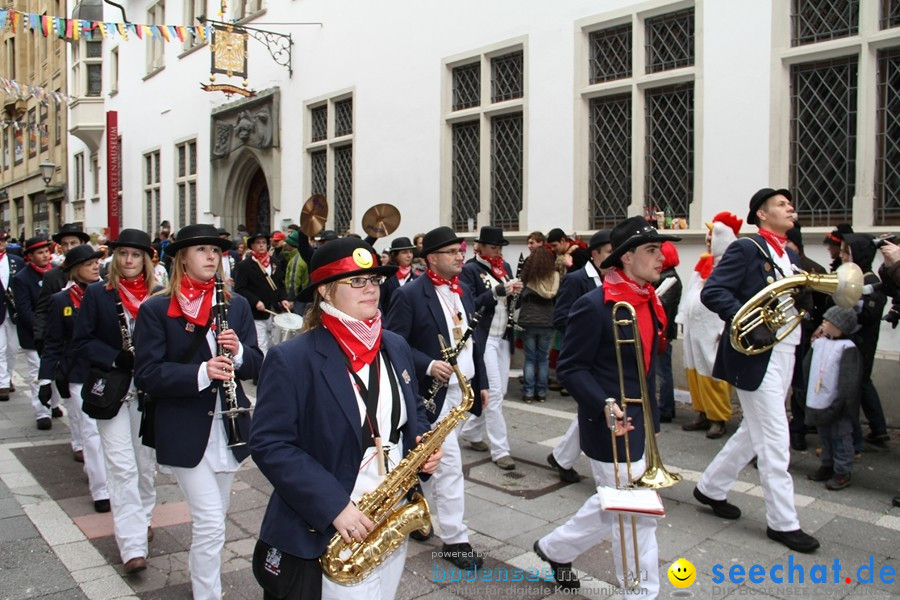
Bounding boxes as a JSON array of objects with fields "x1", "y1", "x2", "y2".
[
  {"x1": 322, "y1": 540, "x2": 408, "y2": 600},
  {"x1": 552, "y1": 417, "x2": 581, "y2": 469},
  {"x1": 69, "y1": 383, "x2": 108, "y2": 501},
  {"x1": 540, "y1": 458, "x2": 659, "y2": 598},
  {"x1": 460, "y1": 336, "x2": 511, "y2": 460},
  {"x1": 97, "y1": 396, "x2": 157, "y2": 563},
  {"x1": 697, "y1": 349, "x2": 799, "y2": 531},
  {"x1": 171, "y1": 458, "x2": 236, "y2": 600},
  {"x1": 255, "y1": 317, "x2": 272, "y2": 356},
  {"x1": 0, "y1": 318, "x2": 18, "y2": 388},
  {"x1": 420, "y1": 384, "x2": 469, "y2": 545},
  {"x1": 24, "y1": 349, "x2": 59, "y2": 421}
]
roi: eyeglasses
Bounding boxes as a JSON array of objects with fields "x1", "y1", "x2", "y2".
[
  {"x1": 431, "y1": 248, "x2": 464, "y2": 256},
  {"x1": 336, "y1": 274, "x2": 386, "y2": 288}
]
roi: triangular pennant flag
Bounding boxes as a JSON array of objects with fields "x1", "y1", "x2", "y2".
[
  {"x1": 97, "y1": 21, "x2": 107, "y2": 39},
  {"x1": 11, "y1": 10, "x2": 20, "y2": 33},
  {"x1": 72, "y1": 19, "x2": 80, "y2": 41},
  {"x1": 135, "y1": 24, "x2": 144, "y2": 39},
  {"x1": 168, "y1": 25, "x2": 179, "y2": 41},
  {"x1": 41, "y1": 15, "x2": 49, "y2": 37},
  {"x1": 117, "y1": 22, "x2": 128, "y2": 40},
  {"x1": 195, "y1": 25, "x2": 205, "y2": 43},
  {"x1": 29, "y1": 13, "x2": 39, "y2": 31},
  {"x1": 65, "y1": 18, "x2": 73, "y2": 39},
  {"x1": 56, "y1": 17, "x2": 65, "y2": 37},
  {"x1": 159, "y1": 25, "x2": 170, "y2": 41},
  {"x1": 174, "y1": 26, "x2": 185, "y2": 42},
  {"x1": 0, "y1": 10, "x2": 7, "y2": 30}
]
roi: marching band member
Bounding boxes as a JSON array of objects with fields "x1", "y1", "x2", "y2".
[
  {"x1": 378, "y1": 236, "x2": 417, "y2": 314},
  {"x1": 33, "y1": 223, "x2": 90, "y2": 353},
  {"x1": 534, "y1": 216, "x2": 678, "y2": 597},
  {"x1": 234, "y1": 231, "x2": 290, "y2": 356},
  {"x1": 73, "y1": 229, "x2": 159, "y2": 574},
  {"x1": 39, "y1": 244, "x2": 110, "y2": 512},
  {"x1": 134, "y1": 224, "x2": 263, "y2": 600},
  {"x1": 458, "y1": 226, "x2": 521, "y2": 470},
  {"x1": 0, "y1": 231, "x2": 24, "y2": 402},
  {"x1": 385, "y1": 226, "x2": 488, "y2": 571},
  {"x1": 250, "y1": 237, "x2": 439, "y2": 600}
]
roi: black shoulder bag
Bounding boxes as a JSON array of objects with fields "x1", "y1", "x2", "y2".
[{"x1": 82, "y1": 297, "x2": 133, "y2": 420}]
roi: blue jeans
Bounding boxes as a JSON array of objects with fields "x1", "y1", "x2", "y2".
[
  {"x1": 656, "y1": 343, "x2": 675, "y2": 418},
  {"x1": 522, "y1": 326, "x2": 553, "y2": 398}
]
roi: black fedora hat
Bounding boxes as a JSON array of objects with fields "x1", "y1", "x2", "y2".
[
  {"x1": 588, "y1": 230, "x2": 612, "y2": 251},
  {"x1": 247, "y1": 231, "x2": 270, "y2": 245},
  {"x1": 420, "y1": 226, "x2": 464, "y2": 257},
  {"x1": 216, "y1": 227, "x2": 231, "y2": 237},
  {"x1": 600, "y1": 216, "x2": 681, "y2": 270},
  {"x1": 61, "y1": 244, "x2": 103, "y2": 272},
  {"x1": 108, "y1": 228, "x2": 154, "y2": 256},
  {"x1": 52, "y1": 223, "x2": 90, "y2": 244},
  {"x1": 315, "y1": 230, "x2": 338, "y2": 243},
  {"x1": 168, "y1": 224, "x2": 233, "y2": 254},
  {"x1": 747, "y1": 188, "x2": 791, "y2": 226},
  {"x1": 388, "y1": 236, "x2": 416, "y2": 252},
  {"x1": 297, "y1": 237, "x2": 398, "y2": 302},
  {"x1": 24, "y1": 236, "x2": 51, "y2": 254},
  {"x1": 474, "y1": 226, "x2": 509, "y2": 246}
]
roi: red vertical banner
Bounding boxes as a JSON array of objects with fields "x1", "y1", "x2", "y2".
[{"x1": 106, "y1": 111, "x2": 119, "y2": 239}]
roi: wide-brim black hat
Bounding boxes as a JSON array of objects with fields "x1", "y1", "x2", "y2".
[
  {"x1": 246, "y1": 231, "x2": 270, "y2": 245},
  {"x1": 420, "y1": 226, "x2": 464, "y2": 257},
  {"x1": 108, "y1": 228, "x2": 154, "y2": 256},
  {"x1": 388, "y1": 236, "x2": 416, "y2": 252},
  {"x1": 216, "y1": 227, "x2": 231, "y2": 237},
  {"x1": 168, "y1": 224, "x2": 233, "y2": 254},
  {"x1": 747, "y1": 188, "x2": 791, "y2": 226},
  {"x1": 61, "y1": 244, "x2": 104, "y2": 272},
  {"x1": 297, "y1": 237, "x2": 397, "y2": 302},
  {"x1": 588, "y1": 230, "x2": 612, "y2": 251},
  {"x1": 52, "y1": 223, "x2": 90, "y2": 244},
  {"x1": 24, "y1": 236, "x2": 51, "y2": 254},
  {"x1": 474, "y1": 226, "x2": 509, "y2": 246},
  {"x1": 600, "y1": 216, "x2": 681, "y2": 269}
]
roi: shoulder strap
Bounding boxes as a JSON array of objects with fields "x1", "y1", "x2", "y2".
[
  {"x1": 178, "y1": 321, "x2": 212, "y2": 363},
  {"x1": 746, "y1": 236, "x2": 786, "y2": 278},
  {"x1": 113, "y1": 293, "x2": 133, "y2": 351}
]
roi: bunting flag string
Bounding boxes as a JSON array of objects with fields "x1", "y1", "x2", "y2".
[
  {"x1": 0, "y1": 119, "x2": 50, "y2": 134},
  {"x1": 0, "y1": 77, "x2": 73, "y2": 105},
  {"x1": 0, "y1": 9, "x2": 215, "y2": 44}
]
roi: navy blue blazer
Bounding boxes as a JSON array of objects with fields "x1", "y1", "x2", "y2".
[
  {"x1": 0, "y1": 253, "x2": 25, "y2": 326},
  {"x1": 552, "y1": 266, "x2": 598, "y2": 332},
  {"x1": 12, "y1": 267, "x2": 43, "y2": 350},
  {"x1": 379, "y1": 271, "x2": 416, "y2": 315},
  {"x1": 233, "y1": 256, "x2": 287, "y2": 321},
  {"x1": 33, "y1": 267, "x2": 67, "y2": 347},
  {"x1": 701, "y1": 235, "x2": 801, "y2": 392},
  {"x1": 557, "y1": 287, "x2": 660, "y2": 464},
  {"x1": 250, "y1": 328, "x2": 431, "y2": 559},
  {"x1": 385, "y1": 274, "x2": 486, "y2": 422},
  {"x1": 39, "y1": 289, "x2": 88, "y2": 383},
  {"x1": 460, "y1": 258, "x2": 513, "y2": 340},
  {"x1": 133, "y1": 293, "x2": 263, "y2": 468}
]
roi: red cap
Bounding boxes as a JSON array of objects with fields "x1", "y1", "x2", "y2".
[{"x1": 271, "y1": 231, "x2": 286, "y2": 242}]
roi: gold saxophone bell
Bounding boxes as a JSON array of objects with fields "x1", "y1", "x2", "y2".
[{"x1": 730, "y1": 262, "x2": 864, "y2": 356}]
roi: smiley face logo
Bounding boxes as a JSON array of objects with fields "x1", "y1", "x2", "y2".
[
  {"x1": 668, "y1": 558, "x2": 696, "y2": 588},
  {"x1": 352, "y1": 248, "x2": 374, "y2": 269}
]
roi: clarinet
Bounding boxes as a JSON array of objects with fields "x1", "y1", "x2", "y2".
[
  {"x1": 505, "y1": 252, "x2": 525, "y2": 335},
  {"x1": 421, "y1": 307, "x2": 485, "y2": 413},
  {"x1": 4, "y1": 261, "x2": 16, "y2": 325},
  {"x1": 208, "y1": 274, "x2": 251, "y2": 447}
]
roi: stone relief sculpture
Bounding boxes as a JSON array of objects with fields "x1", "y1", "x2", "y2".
[{"x1": 211, "y1": 93, "x2": 277, "y2": 159}]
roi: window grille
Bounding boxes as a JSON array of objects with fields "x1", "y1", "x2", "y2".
[
  {"x1": 310, "y1": 150, "x2": 327, "y2": 196},
  {"x1": 645, "y1": 83, "x2": 694, "y2": 220},
  {"x1": 452, "y1": 63, "x2": 480, "y2": 110},
  {"x1": 491, "y1": 51, "x2": 523, "y2": 103},
  {"x1": 311, "y1": 106, "x2": 327, "y2": 142},
  {"x1": 792, "y1": 0, "x2": 859, "y2": 46},
  {"x1": 490, "y1": 113, "x2": 523, "y2": 229},
  {"x1": 882, "y1": 0, "x2": 900, "y2": 29},
  {"x1": 645, "y1": 8, "x2": 694, "y2": 73},
  {"x1": 876, "y1": 48, "x2": 900, "y2": 225},
  {"x1": 334, "y1": 145, "x2": 353, "y2": 235},
  {"x1": 589, "y1": 94, "x2": 632, "y2": 229},
  {"x1": 451, "y1": 121, "x2": 480, "y2": 231},
  {"x1": 790, "y1": 58, "x2": 857, "y2": 226},
  {"x1": 177, "y1": 140, "x2": 197, "y2": 227},
  {"x1": 335, "y1": 99, "x2": 353, "y2": 137},
  {"x1": 590, "y1": 24, "x2": 632, "y2": 83}
]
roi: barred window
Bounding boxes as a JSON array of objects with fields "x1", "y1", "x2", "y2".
[
  {"x1": 590, "y1": 24, "x2": 632, "y2": 84},
  {"x1": 876, "y1": 48, "x2": 900, "y2": 225},
  {"x1": 452, "y1": 63, "x2": 480, "y2": 111},
  {"x1": 790, "y1": 58, "x2": 858, "y2": 226},
  {"x1": 491, "y1": 51, "x2": 523, "y2": 103},
  {"x1": 589, "y1": 94, "x2": 632, "y2": 229},
  {"x1": 451, "y1": 122, "x2": 480, "y2": 231},
  {"x1": 310, "y1": 150, "x2": 327, "y2": 196},
  {"x1": 645, "y1": 84, "x2": 694, "y2": 220},
  {"x1": 311, "y1": 106, "x2": 327, "y2": 142},
  {"x1": 333, "y1": 145, "x2": 353, "y2": 236},
  {"x1": 792, "y1": 0, "x2": 859, "y2": 46},
  {"x1": 144, "y1": 150, "x2": 161, "y2": 232},
  {"x1": 335, "y1": 99, "x2": 353, "y2": 137},
  {"x1": 176, "y1": 140, "x2": 197, "y2": 227},
  {"x1": 883, "y1": 0, "x2": 900, "y2": 29},
  {"x1": 490, "y1": 114, "x2": 523, "y2": 229},
  {"x1": 307, "y1": 93, "x2": 355, "y2": 233},
  {"x1": 645, "y1": 8, "x2": 694, "y2": 73}
]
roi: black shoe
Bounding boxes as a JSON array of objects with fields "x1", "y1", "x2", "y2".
[
  {"x1": 682, "y1": 413, "x2": 711, "y2": 431},
  {"x1": 660, "y1": 414, "x2": 673, "y2": 423},
  {"x1": 441, "y1": 542, "x2": 483, "y2": 570},
  {"x1": 94, "y1": 499, "x2": 111, "y2": 513},
  {"x1": 807, "y1": 466, "x2": 833, "y2": 482},
  {"x1": 547, "y1": 453, "x2": 581, "y2": 483},
  {"x1": 766, "y1": 527, "x2": 819, "y2": 553},
  {"x1": 791, "y1": 435, "x2": 808, "y2": 451},
  {"x1": 36, "y1": 418, "x2": 51, "y2": 430},
  {"x1": 559, "y1": 388, "x2": 569, "y2": 396},
  {"x1": 866, "y1": 431, "x2": 889, "y2": 446},
  {"x1": 693, "y1": 487, "x2": 741, "y2": 519},
  {"x1": 533, "y1": 540, "x2": 580, "y2": 590},
  {"x1": 409, "y1": 527, "x2": 433, "y2": 542},
  {"x1": 893, "y1": 496, "x2": 900, "y2": 508},
  {"x1": 825, "y1": 473, "x2": 851, "y2": 491},
  {"x1": 51, "y1": 407, "x2": 63, "y2": 418}
]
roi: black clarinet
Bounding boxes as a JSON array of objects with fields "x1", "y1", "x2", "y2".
[
  {"x1": 506, "y1": 252, "x2": 525, "y2": 335},
  {"x1": 208, "y1": 274, "x2": 251, "y2": 447},
  {"x1": 422, "y1": 307, "x2": 485, "y2": 413}
]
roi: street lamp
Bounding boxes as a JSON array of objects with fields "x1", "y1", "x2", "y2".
[{"x1": 39, "y1": 159, "x2": 56, "y2": 186}]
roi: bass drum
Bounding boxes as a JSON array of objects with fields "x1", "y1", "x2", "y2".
[{"x1": 270, "y1": 312, "x2": 304, "y2": 346}]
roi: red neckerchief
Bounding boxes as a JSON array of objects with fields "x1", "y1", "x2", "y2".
[
  {"x1": 0, "y1": 251, "x2": 5, "y2": 262},
  {"x1": 321, "y1": 304, "x2": 383, "y2": 372},
  {"x1": 166, "y1": 274, "x2": 215, "y2": 326},
  {"x1": 694, "y1": 253, "x2": 714, "y2": 280},
  {"x1": 426, "y1": 268, "x2": 463, "y2": 297},
  {"x1": 396, "y1": 265, "x2": 411, "y2": 280},
  {"x1": 758, "y1": 229, "x2": 787, "y2": 258},
  {"x1": 252, "y1": 251, "x2": 270, "y2": 269},
  {"x1": 116, "y1": 273, "x2": 149, "y2": 319},
  {"x1": 67, "y1": 281, "x2": 88, "y2": 310},
  {"x1": 603, "y1": 268, "x2": 667, "y2": 373},
  {"x1": 27, "y1": 260, "x2": 52, "y2": 275},
  {"x1": 476, "y1": 251, "x2": 508, "y2": 281}
]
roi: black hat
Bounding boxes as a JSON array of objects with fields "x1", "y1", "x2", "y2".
[
  {"x1": 246, "y1": 231, "x2": 270, "y2": 246},
  {"x1": 747, "y1": 188, "x2": 791, "y2": 226},
  {"x1": 823, "y1": 223, "x2": 853, "y2": 247},
  {"x1": 297, "y1": 238, "x2": 398, "y2": 301},
  {"x1": 24, "y1": 236, "x2": 51, "y2": 254},
  {"x1": 474, "y1": 226, "x2": 509, "y2": 246},
  {"x1": 315, "y1": 230, "x2": 338, "y2": 243},
  {"x1": 168, "y1": 224, "x2": 233, "y2": 253},
  {"x1": 388, "y1": 236, "x2": 416, "y2": 252},
  {"x1": 61, "y1": 244, "x2": 103, "y2": 272},
  {"x1": 108, "y1": 228, "x2": 154, "y2": 256},
  {"x1": 600, "y1": 216, "x2": 681, "y2": 270},
  {"x1": 785, "y1": 220, "x2": 804, "y2": 253},
  {"x1": 420, "y1": 226, "x2": 464, "y2": 257},
  {"x1": 588, "y1": 230, "x2": 612, "y2": 251},
  {"x1": 52, "y1": 223, "x2": 90, "y2": 244},
  {"x1": 216, "y1": 227, "x2": 231, "y2": 237},
  {"x1": 547, "y1": 228, "x2": 568, "y2": 244}
]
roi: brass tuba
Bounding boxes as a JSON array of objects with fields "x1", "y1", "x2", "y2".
[{"x1": 730, "y1": 262, "x2": 864, "y2": 355}]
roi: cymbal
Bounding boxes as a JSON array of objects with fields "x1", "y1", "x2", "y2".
[
  {"x1": 361, "y1": 203, "x2": 401, "y2": 239},
  {"x1": 300, "y1": 194, "x2": 328, "y2": 237}
]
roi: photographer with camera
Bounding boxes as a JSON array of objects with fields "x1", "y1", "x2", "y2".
[{"x1": 876, "y1": 235, "x2": 900, "y2": 330}]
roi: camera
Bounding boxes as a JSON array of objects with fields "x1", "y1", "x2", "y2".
[{"x1": 873, "y1": 234, "x2": 898, "y2": 249}]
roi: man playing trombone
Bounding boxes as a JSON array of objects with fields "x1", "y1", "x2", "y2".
[{"x1": 534, "y1": 216, "x2": 679, "y2": 597}]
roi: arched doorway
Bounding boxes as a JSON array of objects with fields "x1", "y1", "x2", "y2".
[{"x1": 245, "y1": 167, "x2": 270, "y2": 233}]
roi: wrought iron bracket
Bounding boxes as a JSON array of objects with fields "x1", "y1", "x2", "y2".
[{"x1": 200, "y1": 17, "x2": 296, "y2": 78}]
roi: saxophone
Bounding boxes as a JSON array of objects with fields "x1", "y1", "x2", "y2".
[{"x1": 320, "y1": 334, "x2": 475, "y2": 585}]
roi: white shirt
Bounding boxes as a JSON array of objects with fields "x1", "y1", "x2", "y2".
[
  {"x1": 197, "y1": 326, "x2": 246, "y2": 473},
  {"x1": 432, "y1": 284, "x2": 476, "y2": 384},
  {"x1": 766, "y1": 240, "x2": 801, "y2": 351},
  {"x1": 584, "y1": 261, "x2": 602, "y2": 288}
]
